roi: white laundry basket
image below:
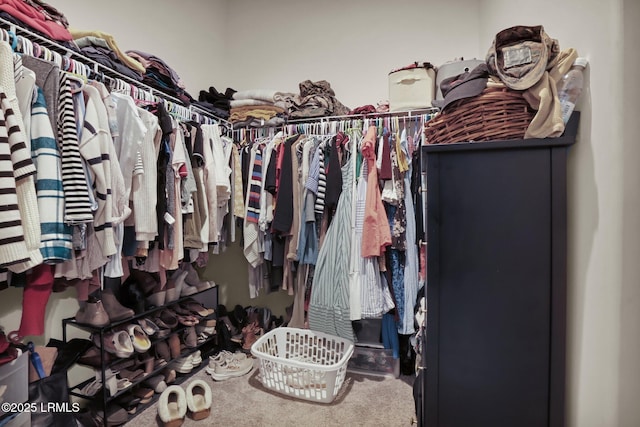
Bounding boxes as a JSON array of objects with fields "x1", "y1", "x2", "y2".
[{"x1": 251, "y1": 327, "x2": 354, "y2": 403}]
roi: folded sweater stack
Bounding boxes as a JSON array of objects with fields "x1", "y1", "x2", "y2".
[
  {"x1": 229, "y1": 89, "x2": 287, "y2": 127},
  {"x1": 126, "y1": 50, "x2": 194, "y2": 105},
  {"x1": 71, "y1": 30, "x2": 144, "y2": 81}
]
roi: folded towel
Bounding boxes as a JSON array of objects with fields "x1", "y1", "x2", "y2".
[
  {"x1": 230, "y1": 99, "x2": 274, "y2": 108},
  {"x1": 233, "y1": 89, "x2": 278, "y2": 103}
]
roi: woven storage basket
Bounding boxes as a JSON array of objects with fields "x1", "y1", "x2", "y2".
[
  {"x1": 251, "y1": 327, "x2": 354, "y2": 403},
  {"x1": 424, "y1": 86, "x2": 535, "y2": 145}
]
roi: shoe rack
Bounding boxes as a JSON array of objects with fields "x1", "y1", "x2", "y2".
[{"x1": 62, "y1": 285, "x2": 218, "y2": 427}]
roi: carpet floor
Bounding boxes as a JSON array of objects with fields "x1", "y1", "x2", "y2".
[{"x1": 126, "y1": 358, "x2": 417, "y2": 427}]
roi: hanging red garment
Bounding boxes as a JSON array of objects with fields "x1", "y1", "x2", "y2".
[
  {"x1": 361, "y1": 125, "x2": 391, "y2": 257},
  {"x1": 17, "y1": 263, "x2": 55, "y2": 338}
]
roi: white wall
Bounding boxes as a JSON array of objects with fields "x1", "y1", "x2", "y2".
[
  {"x1": 57, "y1": 0, "x2": 228, "y2": 100},
  {"x1": 224, "y1": 0, "x2": 481, "y2": 109},
  {"x1": 478, "y1": 1, "x2": 636, "y2": 426},
  {"x1": 619, "y1": 0, "x2": 640, "y2": 425}
]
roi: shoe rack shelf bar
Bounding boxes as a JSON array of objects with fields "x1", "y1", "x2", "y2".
[
  {"x1": 67, "y1": 326, "x2": 216, "y2": 400},
  {"x1": 62, "y1": 285, "x2": 218, "y2": 427},
  {"x1": 61, "y1": 285, "x2": 218, "y2": 339}
]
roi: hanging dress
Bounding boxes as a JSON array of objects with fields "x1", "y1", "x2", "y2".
[
  {"x1": 400, "y1": 128, "x2": 421, "y2": 334},
  {"x1": 308, "y1": 142, "x2": 355, "y2": 342},
  {"x1": 356, "y1": 158, "x2": 396, "y2": 319}
]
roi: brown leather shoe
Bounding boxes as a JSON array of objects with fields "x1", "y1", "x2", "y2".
[
  {"x1": 132, "y1": 387, "x2": 154, "y2": 404},
  {"x1": 166, "y1": 269, "x2": 188, "y2": 302},
  {"x1": 75, "y1": 299, "x2": 110, "y2": 327},
  {"x1": 101, "y1": 289, "x2": 135, "y2": 322},
  {"x1": 183, "y1": 327, "x2": 197, "y2": 348},
  {"x1": 154, "y1": 340, "x2": 171, "y2": 362},
  {"x1": 168, "y1": 334, "x2": 181, "y2": 359},
  {"x1": 118, "y1": 367, "x2": 145, "y2": 382},
  {"x1": 111, "y1": 358, "x2": 135, "y2": 372},
  {"x1": 163, "y1": 367, "x2": 177, "y2": 384},
  {"x1": 138, "y1": 354, "x2": 155, "y2": 376},
  {"x1": 78, "y1": 346, "x2": 112, "y2": 367},
  {"x1": 154, "y1": 310, "x2": 179, "y2": 329}
]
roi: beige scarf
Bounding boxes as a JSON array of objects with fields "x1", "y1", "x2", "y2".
[{"x1": 523, "y1": 48, "x2": 579, "y2": 138}]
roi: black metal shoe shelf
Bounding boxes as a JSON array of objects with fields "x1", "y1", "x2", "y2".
[{"x1": 62, "y1": 285, "x2": 218, "y2": 427}]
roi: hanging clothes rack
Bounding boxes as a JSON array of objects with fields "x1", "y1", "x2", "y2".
[
  {"x1": 0, "y1": 15, "x2": 231, "y2": 127},
  {"x1": 279, "y1": 109, "x2": 436, "y2": 143},
  {"x1": 229, "y1": 109, "x2": 437, "y2": 143},
  {"x1": 284, "y1": 107, "x2": 439, "y2": 124}
]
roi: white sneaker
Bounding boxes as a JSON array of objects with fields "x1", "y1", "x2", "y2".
[
  {"x1": 206, "y1": 353, "x2": 253, "y2": 381},
  {"x1": 191, "y1": 350, "x2": 202, "y2": 365},
  {"x1": 206, "y1": 350, "x2": 232, "y2": 368},
  {"x1": 172, "y1": 354, "x2": 195, "y2": 374}
]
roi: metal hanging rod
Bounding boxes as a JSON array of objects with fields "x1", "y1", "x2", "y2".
[
  {"x1": 0, "y1": 16, "x2": 230, "y2": 126},
  {"x1": 284, "y1": 107, "x2": 439, "y2": 124}
]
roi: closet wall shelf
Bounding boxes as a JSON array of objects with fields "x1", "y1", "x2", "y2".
[{"x1": 0, "y1": 16, "x2": 228, "y2": 125}]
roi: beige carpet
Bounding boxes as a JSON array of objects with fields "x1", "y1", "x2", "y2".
[{"x1": 126, "y1": 359, "x2": 417, "y2": 427}]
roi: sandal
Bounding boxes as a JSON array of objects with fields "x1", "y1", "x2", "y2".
[
  {"x1": 176, "y1": 314, "x2": 199, "y2": 327},
  {"x1": 154, "y1": 310, "x2": 179, "y2": 329},
  {"x1": 180, "y1": 300, "x2": 214, "y2": 317},
  {"x1": 137, "y1": 317, "x2": 160, "y2": 336}
]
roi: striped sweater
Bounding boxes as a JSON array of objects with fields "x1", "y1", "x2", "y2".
[
  {"x1": 0, "y1": 89, "x2": 42, "y2": 272},
  {"x1": 57, "y1": 73, "x2": 93, "y2": 224},
  {"x1": 77, "y1": 85, "x2": 117, "y2": 258},
  {"x1": 31, "y1": 87, "x2": 73, "y2": 262}
]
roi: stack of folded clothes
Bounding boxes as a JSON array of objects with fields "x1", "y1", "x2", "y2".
[
  {"x1": 0, "y1": 0, "x2": 75, "y2": 47},
  {"x1": 70, "y1": 30, "x2": 145, "y2": 81},
  {"x1": 277, "y1": 79, "x2": 351, "y2": 119},
  {"x1": 126, "y1": 50, "x2": 194, "y2": 105},
  {"x1": 195, "y1": 86, "x2": 236, "y2": 120},
  {"x1": 229, "y1": 89, "x2": 288, "y2": 127}
]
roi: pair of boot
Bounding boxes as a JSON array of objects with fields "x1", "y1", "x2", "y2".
[{"x1": 75, "y1": 289, "x2": 134, "y2": 327}]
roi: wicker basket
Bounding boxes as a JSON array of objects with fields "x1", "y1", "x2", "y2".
[
  {"x1": 251, "y1": 327, "x2": 354, "y2": 403},
  {"x1": 424, "y1": 87, "x2": 535, "y2": 145}
]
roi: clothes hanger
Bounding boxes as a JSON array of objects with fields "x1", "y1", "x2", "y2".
[
  {"x1": 52, "y1": 51, "x2": 63, "y2": 68},
  {"x1": 329, "y1": 121, "x2": 337, "y2": 136},
  {"x1": 6, "y1": 30, "x2": 17, "y2": 51},
  {"x1": 41, "y1": 45, "x2": 51, "y2": 62},
  {"x1": 32, "y1": 41, "x2": 41, "y2": 58},
  {"x1": 60, "y1": 55, "x2": 70, "y2": 72},
  {"x1": 18, "y1": 35, "x2": 33, "y2": 57}
]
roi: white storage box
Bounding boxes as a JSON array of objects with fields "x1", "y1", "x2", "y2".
[
  {"x1": 389, "y1": 64, "x2": 436, "y2": 111},
  {"x1": 0, "y1": 350, "x2": 28, "y2": 418},
  {"x1": 251, "y1": 327, "x2": 354, "y2": 403}
]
